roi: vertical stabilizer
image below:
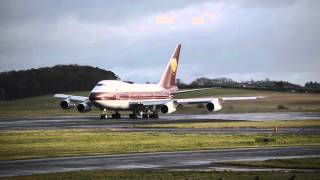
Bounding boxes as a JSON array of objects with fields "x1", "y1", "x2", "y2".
[{"x1": 158, "y1": 44, "x2": 181, "y2": 89}]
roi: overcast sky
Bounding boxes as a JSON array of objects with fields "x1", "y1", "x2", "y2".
[{"x1": 0, "y1": 0, "x2": 319, "y2": 85}]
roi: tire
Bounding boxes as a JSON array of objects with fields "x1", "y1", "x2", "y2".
[
  {"x1": 129, "y1": 114, "x2": 137, "y2": 119},
  {"x1": 149, "y1": 114, "x2": 159, "y2": 119},
  {"x1": 112, "y1": 114, "x2": 121, "y2": 119}
]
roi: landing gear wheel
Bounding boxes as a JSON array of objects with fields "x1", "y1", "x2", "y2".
[
  {"x1": 149, "y1": 114, "x2": 159, "y2": 119},
  {"x1": 112, "y1": 113, "x2": 121, "y2": 119},
  {"x1": 100, "y1": 114, "x2": 107, "y2": 119},
  {"x1": 129, "y1": 114, "x2": 137, "y2": 119}
]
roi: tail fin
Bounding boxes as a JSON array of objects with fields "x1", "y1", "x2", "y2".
[{"x1": 158, "y1": 44, "x2": 181, "y2": 89}]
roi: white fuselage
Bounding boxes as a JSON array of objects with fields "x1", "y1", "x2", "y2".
[{"x1": 89, "y1": 80, "x2": 175, "y2": 110}]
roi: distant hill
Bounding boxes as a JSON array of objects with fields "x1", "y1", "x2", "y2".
[
  {"x1": 188, "y1": 77, "x2": 303, "y2": 90},
  {"x1": 0, "y1": 65, "x2": 119, "y2": 100},
  {"x1": 190, "y1": 77, "x2": 236, "y2": 87}
]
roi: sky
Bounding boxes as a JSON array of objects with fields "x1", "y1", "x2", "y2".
[{"x1": 0, "y1": 0, "x2": 319, "y2": 85}]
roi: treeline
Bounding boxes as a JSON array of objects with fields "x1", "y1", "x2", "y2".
[
  {"x1": 177, "y1": 77, "x2": 320, "y2": 93},
  {"x1": 0, "y1": 65, "x2": 119, "y2": 100},
  {"x1": 305, "y1": 81, "x2": 320, "y2": 89}
]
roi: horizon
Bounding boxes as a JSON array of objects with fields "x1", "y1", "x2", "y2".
[{"x1": 0, "y1": 63, "x2": 315, "y2": 86}]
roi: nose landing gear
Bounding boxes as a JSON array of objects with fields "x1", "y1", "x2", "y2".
[
  {"x1": 100, "y1": 109, "x2": 107, "y2": 119},
  {"x1": 100, "y1": 114, "x2": 107, "y2": 119}
]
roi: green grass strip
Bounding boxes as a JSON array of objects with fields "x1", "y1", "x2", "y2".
[
  {"x1": 136, "y1": 120, "x2": 320, "y2": 129},
  {"x1": 1, "y1": 129, "x2": 320, "y2": 161},
  {"x1": 221, "y1": 157, "x2": 320, "y2": 169},
  {"x1": 1, "y1": 170, "x2": 319, "y2": 180}
]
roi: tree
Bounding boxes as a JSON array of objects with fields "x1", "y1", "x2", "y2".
[{"x1": 0, "y1": 65, "x2": 119, "y2": 100}]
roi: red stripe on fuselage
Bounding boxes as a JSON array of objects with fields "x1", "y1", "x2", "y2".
[{"x1": 89, "y1": 92, "x2": 171, "y2": 100}]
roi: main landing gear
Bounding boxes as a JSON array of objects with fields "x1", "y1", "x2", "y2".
[
  {"x1": 112, "y1": 112, "x2": 121, "y2": 119},
  {"x1": 99, "y1": 110, "x2": 159, "y2": 119},
  {"x1": 149, "y1": 113, "x2": 159, "y2": 118},
  {"x1": 129, "y1": 114, "x2": 138, "y2": 119},
  {"x1": 140, "y1": 111, "x2": 159, "y2": 119},
  {"x1": 100, "y1": 110, "x2": 121, "y2": 119}
]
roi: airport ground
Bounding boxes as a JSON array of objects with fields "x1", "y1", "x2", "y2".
[
  {"x1": 0, "y1": 88, "x2": 319, "y2": 179},
  {"x1": 1, "y1": 147, "x2": 320, "y2": 179},
  {"x1": 0, "y1": 88, "x2": 319, "y2": 117},
  {"x1": 2, "y1": 169, "x2": 320, "y2": 180}
]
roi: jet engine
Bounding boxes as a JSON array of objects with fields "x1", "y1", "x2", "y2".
[
  {"x1": 77, "y1": 101, "x2": 91, "y2": 113},
  {"x1": 206, "y1": 99, "x2": 222, "y2": 112},
  {"x1": 160, "y1": 101, "x2": 177, "y2": 114},
  {"x1": 60, "y1": 99, "x2": 75, "y2": 109}
]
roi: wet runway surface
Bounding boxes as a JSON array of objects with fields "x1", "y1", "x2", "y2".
[
  {"x1": 0, "y1": 146, "x2": 319, "y2": 177},
  {"x1": 0, "y1": 112, "x2": 319, "y2": 134}
]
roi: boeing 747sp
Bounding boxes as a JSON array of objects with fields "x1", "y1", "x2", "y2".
[{"x1": 54, "y1": 44, "x2": 263, "y2": 119}]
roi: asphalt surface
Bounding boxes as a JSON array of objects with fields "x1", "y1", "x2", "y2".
[
  {"x1": 0, "y1": 112, "x2": 319, "y2": 134},
  {"x1": 1, "y1": 113, "x2": 320, "y2": 177},
  {"x1": 0, "y1": 146, "x2": 319, "y2": 177}
]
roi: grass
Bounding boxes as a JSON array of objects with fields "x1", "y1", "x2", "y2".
[
  {"x1": 0, "y1": 91, "x2": 100, "y2": 117},
  {"x1": 1, "y1": 170, "x2": 319, "y2": 180},
  {"x1": 0, "y1": 88, "x2": 320, "y2": 117},
  {"x1": 175, "y1": 88, "x2": 272, "y2": 98},
  {"x1": 176, "y1": 88, "x2": 320, "y2": 114},
  {"x1": 221, "y1": 157, "x2": 320, "y2": 169},
  {"x1": 0, "y1": 129, "x2": 320, "y2": 161},
  {"x1": 135, "y1": 119, "x2": 320, "y2": 129}
]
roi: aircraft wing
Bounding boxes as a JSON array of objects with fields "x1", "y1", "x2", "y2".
[
  {"x1": 54, "y1": 94, "x2": 88, "y2": 102},
  {"x1": 129, "y1": 98, "x2": 215, "y2": 107},
  {"x1": 176, "y1": 96, "x2": 264, "y2": 112},
  {"x1": 176, "y1": 96, "x2": 264, "y2": 104},
  {"x1": 129, "y1": 96, "x2": 265, "y2": 107},
  {"x1": 129, "y1": 98, "x2": 222, "y2": 113},
  {"x1": 129, "y1": 99, "x2": 173, "y2": 106},
  {"x1": 176, "y1": 98, "x2": 215, "y2": 104}
]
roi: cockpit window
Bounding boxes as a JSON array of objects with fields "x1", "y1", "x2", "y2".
[{"x1": 96, "y1": 83, "x2": 103, "y2": 86}]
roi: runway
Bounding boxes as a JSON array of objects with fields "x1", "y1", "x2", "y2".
[
  {"x1": 1, "y1": 113, "x2": 320, "y2": 177},
  {"x1": 0, "y1": 112, "x2": 319, "y2": 134},
  {"x1": 0, "y1": 146, "x2": 319, "y2": 177}
]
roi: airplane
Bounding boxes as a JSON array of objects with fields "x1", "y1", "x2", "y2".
[{"x1": 54, "y1": 44, "x2": 263, "y2": 119}]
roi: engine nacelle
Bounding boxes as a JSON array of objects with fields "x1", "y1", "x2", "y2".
[
  {"x1": 160, "y1": 101, "x2": 177, "y2": 114},
  {"x1": 77, "y1": 101, "x2": 91, "y2": 113},
  {"x1": 60, "y1": 99, "x2": 75, "y2": 109},
  {"x1": 206, "y1": 99, "x2": 222, "y2": 112}
]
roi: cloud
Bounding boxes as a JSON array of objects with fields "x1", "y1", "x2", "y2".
[{"x1": 0, "y1": 0, "x2": 319, "y2": 85}]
